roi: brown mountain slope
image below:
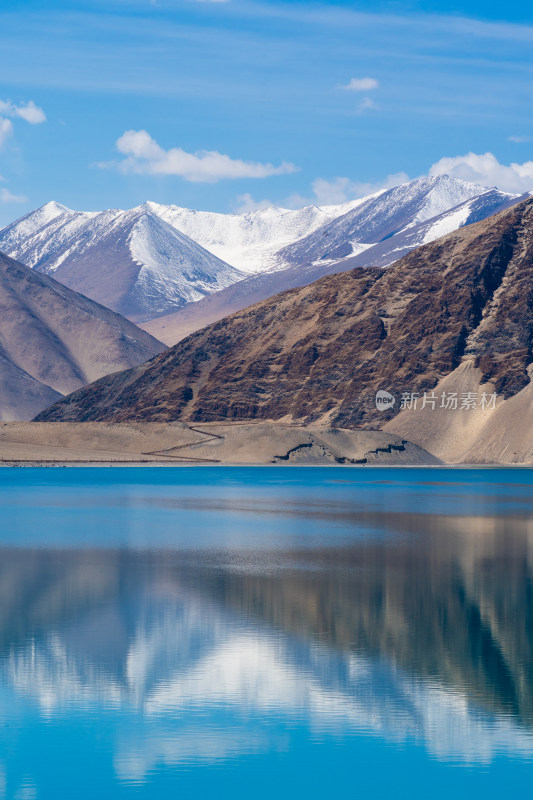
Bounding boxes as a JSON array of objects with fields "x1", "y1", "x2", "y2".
[
  {"x1": 36, "y1": 198, "x2": 533, "y2": 441},
  {"x1": 0, "y1": 251, "x2": 166, "y2": 421},
  {"x1": 141, "y1": 189, "x2": 523, "y2": 347}
]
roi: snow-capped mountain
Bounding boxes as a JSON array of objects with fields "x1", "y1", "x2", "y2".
[
  {"x1": 331, "y1": 185, "x2": 523, "y2": 271},
  {"x1": 146, "y1": 197, "x2": 367, "y2": 273},
  {"x1": 143, "y1": 178, "x2": 491, "y2": 274},
  {"x1": 0, "y1": 204, "x2": 244, "y2": 321},
  {"x1": 277, "y1": 175, "x2": 516, "y2": 266},
  {"x1": 142, "y1": 184, "x2": 520, "y2": 345},
  {"x1": 0, "y1": 175, "x2": 518, "y2": 328}
]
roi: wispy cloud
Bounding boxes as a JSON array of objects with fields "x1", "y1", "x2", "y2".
[
  {"x1": 508, "y1": 135, "x2": 531, "y2": 143},
  {"x1": 342, "y1": 77, "x2": 379, "y2": 92},
  {"x1": 1, "y1": 4, "x2": 532, "y2": 217},
  {"x1": 0, "y1": 187, "x2": 27, "y2": 204},
  {"x1": 357, "y1": 97, "x2": 378, "y2": 113},
  {"x1": 309, "y1": 173, "x2": 408, "y2": 204},
  {"x1": 0, "y1": 118, "x2": 13, "y2": 150},
  {"x1": 234, "y1": 193, "x2": 275, "y2": 212},
  {"x1": 105, "y1": 129, "x2": 297, "y2": 183},
  {"x1": 238, "y1": 152, "x2": 533, "y2": 213},
  {"x1": 0, "y1": 99, "x2": 46, "y2": 151},
  {"x1": 429, "y1": 152, "x2": 533, "y2": 193},
  {"x1": 239, "y1": 171, "x2": 409, "y2": 211},
  {"x1": 340, "y1": 77, "x2": 379, "y2": 113},
  {"x1": 0, "y1": 99, "x2": 46, "y2": 124},
  {"x1": 0, "y1": 100, "x2": 45, "y2": 210}
]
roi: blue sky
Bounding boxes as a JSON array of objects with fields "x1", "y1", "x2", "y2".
[{"x1": 0, "y1": 0, "x2": 532, "y2": 224}]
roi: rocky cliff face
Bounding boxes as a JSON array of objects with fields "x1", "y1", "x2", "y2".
[{"x1": 36, "y1": 199, "x2": 533, "y2": 431}]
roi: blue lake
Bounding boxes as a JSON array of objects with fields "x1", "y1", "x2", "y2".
[{"x1": 0, "y1": 466, "x2": 532, "y2": 798}]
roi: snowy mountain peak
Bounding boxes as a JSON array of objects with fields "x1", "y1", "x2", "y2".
[
  {"x1": 0, "y1": 174, "x2": 520, "y2": 326},
  {"x1": 401, "y1": 174, "x2": 489, "y2": 226},
  {"x1": 150, "y1": 200, "x2": 346, "y2": 272},
  {"x1": 0, "y1": 203, "x2": 244, "y2": 321},
  {"x1": 0, "y1": 200, "x2": 76, "y2": 250},
  {"x1": 277, "y1": 174, "x2": 514, "y2": 267},
  {"x1": 39, "y1": 200, "x2": 73, "y2": 217}
]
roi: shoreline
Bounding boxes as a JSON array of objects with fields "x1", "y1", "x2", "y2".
[
  {"x1": 1, "y1": 421, "x2": 530, "y2": 468},
  {"x1": 0, "y1": 421, "x2": 442, "y2": 467},
  {"x1": 1, "y1": 461, "x2": 532, "y2": 469}
]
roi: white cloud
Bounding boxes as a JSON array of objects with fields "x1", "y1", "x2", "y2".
[
  {"x1": 234, "y1": 193, "x2": 275, "y2": 213},
  {"x1": 0, "y1": 188, "x2": 27, "y2": 204},
  {"x1": 242, "y1": 172, "x2": 409, "y2": 212},
  {"x1": 0, "y1": 99, "x2": 46, "y2": 124},
  {"x1": 342, "y1": 77, "x2": 379, "y2": 92},
  {"x1": 429, "y1": 151, "x2": 533, "y2": 194},
  {"x1": 310, "y1": 172, "x2": 409, "y2": 204},
  {"x1": 0, "y1": 100, "x2": 45, "y2": 207},
  {"x1": 233, "y1": 151, "x2": 533, "y2": 214},
  {"x1": 0, "y1": 99, "x2": 45, "y2": 153},
  {"x1": 14, "y1": 101, "x2": 46, "y2": 125},
  {"x1": 508, "y1": 135, "x2": 531, "y2": 144},
  {"x1": 193, "y1": 0, "x2": 230, "y2": 3},
  {"x1": 0, "y1": 118, "x2": 13, "y2": 150},
  {"x1": 110, "y1": 130, "x2": 297, "y2": 183}
]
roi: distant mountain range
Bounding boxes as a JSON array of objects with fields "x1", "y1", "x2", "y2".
[
  {"x1": 0, "y1": 203, "x2": 244, "y2": 322},
  {"x1": 143, "y1": 179, "x2": 521, "y2": 343},
  {"x1": 0, "y1": 176, "x2": 520, "y2": 329},
  {"x1": 0, "y1": 251, "x2": 165, "y2": 421},
  {"x1": 146, "y1": 198, "x2": 358, "y2": 272},
  {"x1": 36, "y1": 197, "x2": 533, "y2": 463}
]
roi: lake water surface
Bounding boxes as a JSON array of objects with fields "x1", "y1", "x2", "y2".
[{"x1": 0, "y1": 466, "x2": 532, "y2": 798}]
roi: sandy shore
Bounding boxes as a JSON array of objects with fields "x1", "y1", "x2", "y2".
[{"x1": 0, "y1": 421, "x2": 441, "y2": 466}]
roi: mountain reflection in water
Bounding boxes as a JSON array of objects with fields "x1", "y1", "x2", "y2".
[{"x1": 0, "y1": 467, "x2": 532, "y2": 795}]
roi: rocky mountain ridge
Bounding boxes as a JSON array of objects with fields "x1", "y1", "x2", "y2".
[
  {"x1": 35, "y1": 197, "x2": 533, "y2": 463},
  {"x1": 0, "y1": 176, "x2": 518, "y2": 335}
]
